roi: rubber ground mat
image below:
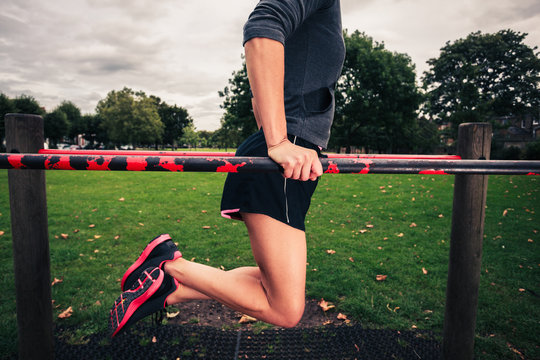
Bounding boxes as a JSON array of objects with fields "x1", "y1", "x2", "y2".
[{"x1": 53, "y1": 323, "x2": 441, "y2": 359}]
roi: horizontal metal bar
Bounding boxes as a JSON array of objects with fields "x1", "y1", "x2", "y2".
[
  {"x1": 1, "y1": 153, "x2": 539, "y2": 175},
  {"x1": 38, "y1": 149, "x2": 462, "y2": 160}
]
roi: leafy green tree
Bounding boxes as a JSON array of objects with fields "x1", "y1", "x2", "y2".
[
  {"x1": 331, "y1": 30, "x2": 422, "y2": 153},
  {"x1": 218, "y1": 61, "x2": 255, "y2": 145},
  {"x1": 0, "y1": 93, "x2": 16, "y2": 150},
  {"x1": 211, "y1": 127, "x2": 240, "y2": 150},
  {"x1": 179, "y1": 123, "x2": 199, "y2": 148},
  {"x1": 96, "y1": 88, "x2": 164, "y2": 146},
  {"x1": 44, "y1": 108, "x2": 69, "y2": 148},
  {"x1": 422, "y1": 29, "x2": 540, "y2": 141},
  {"x1": 12, "y1": 95, "x2": 45, "y2": 116},
  {"x1": 81, "y1": 114, "x2": 108, "y2": 148},
  {"x1": 57, "y1": 101, "x2": 83, "y2": 140},
  {"x1": 152, "y1": 98, "x2": 193, "y2": 149},
  {"x1": 197, "y1": 130, "x2": 213, "y2": 148}
]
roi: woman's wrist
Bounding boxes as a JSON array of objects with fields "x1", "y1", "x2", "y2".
[{"x1": 267, "y1": 136, "x2": 289, "y2": 151}]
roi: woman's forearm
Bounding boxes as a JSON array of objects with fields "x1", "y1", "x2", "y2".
[{"x1": 244, "y1": 37, "x2": 288, "y2": 147}]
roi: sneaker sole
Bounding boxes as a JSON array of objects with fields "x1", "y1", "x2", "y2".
[
  {"x1": 111, "y1": 268, "x2": 164, "y2": 337},
  {"x1": 120, "y1": 234, "x2": 174, "y2": 290}
]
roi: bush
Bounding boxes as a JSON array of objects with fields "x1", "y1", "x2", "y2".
[
  {"x1": 501, "y1": 146, "x2": 522, "y2": 160},
  {"x1": 524, "y1": 140, "x2": 540, "y2": 160}
]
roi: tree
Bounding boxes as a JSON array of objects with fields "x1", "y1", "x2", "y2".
[
  {"x1": 81, "y1": 114, "x2": 108, "y2": 148},
  {"x1": 211, "y1": 127, "x2": 239, "y2": 150},
  {"x1": 218, "y1": 61, "x2": 255, "y2": 146},
  {"x1": 12, "y1": 95, "x2": 45, "y2": 116},
  {"x1": 44, "y1": 108, "x2": 69, "y2": 148},
  {"x1": 96, "y1": 87, "x2": 164, "y2": 146},
  {"x1": 423, "y1": 29, "x2": 540, "y2": 141},
  {"x1": 57, "y1": 101, "x2": 83, "y2": 140},
  {"x1": 331, "y1": 30, "x2": 422, "y2": 153},
  {"x1": 0, "y1": 93, "x2": 16, "y2": 150},
  {"x1": 179, "y1": 123, "x2": 199, "y2": 148},
  {"x1": 152, "y1": 98, "x2": 193, "y2": 149}
]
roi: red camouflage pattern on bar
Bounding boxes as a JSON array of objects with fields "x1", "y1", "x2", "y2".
[{"x1": 1, "y1": 153, "x2": 539, "y2": 175}]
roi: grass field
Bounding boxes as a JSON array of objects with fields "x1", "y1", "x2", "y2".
[{"x1": 0, "y1": 169, "x2": 538, "y2": 359}]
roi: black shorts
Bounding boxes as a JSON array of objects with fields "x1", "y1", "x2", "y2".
[{"x1": 220, "y1": 130, "x2": 320, "y2": 231}]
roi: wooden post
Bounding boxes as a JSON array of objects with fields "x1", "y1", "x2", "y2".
[
  {"x1": 443, "y1": 122, "x2": 492, "y2": 360},
  {"x1": 6, "y1": 114, "x2": 54, "y2": 359}
]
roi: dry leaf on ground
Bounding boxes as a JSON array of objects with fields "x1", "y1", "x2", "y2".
[
  {"x1": 376, "y1": 275, "x2": 388, "y2": 281},
  {"x1": 318, "y1": 299, "x2": 335, "y2": 312},
  {"x1": 238, "y1": 314, "x2": 257, "y2": 324},
  {"x1": 58, "y1": 306, "x2": 73, "y2": 319}
]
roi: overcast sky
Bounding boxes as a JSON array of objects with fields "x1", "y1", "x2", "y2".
[{"x1": 1, "y1": 0, "x2": 539, "y2": 131}]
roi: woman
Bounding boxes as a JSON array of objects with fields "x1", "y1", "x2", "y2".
[{"x1": 110, "y1": 0, "x2": 345, "y2": 337}]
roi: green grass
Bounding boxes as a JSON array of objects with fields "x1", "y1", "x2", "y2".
[{"x1": 0, "y1": 170, "x2": 538, "y2": 359}]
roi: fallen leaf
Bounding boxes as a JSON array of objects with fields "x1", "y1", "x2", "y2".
[
  {"x1": 337, "y1": 313, "x2": 348, "y2": 320},
  {"x1": 94, "y1": 249, "x2": 99, "y2": 253},
  {"x1": 323, "y1": 320, "x2": 332, "y2": 325},
  {"x1": 73, "y1": 229, "x2": 80, "y2": 233},
  {"x1": 397, "y1": 233, "x2": 404, "y2": 237},
  {"x1": 58, "y1": 306, "x2": 73, "y2": 319},
  {"x1": 326, "y1": 249, "x2": 336, "y2": 254},
  {"x1": 152, "y1": 336, "x2": 157, "y2": 343},
  {"x1": 166, "y1": 311, "x2": 180, "y2": 319},
  {"x1": 202, "y1": 226, "x2": 211, "y2": 229},
  {"x1": 0, "y1": 231, "x2": 4, "y2": 236},
  {"x1": 51, "y1": 277, "x2": 63, "y2": 286},
  {"x1": 502, "y1": 209, "x2": 508, "y2": 216},
  {"x1": 239, "y1": 314, "x2": 257, "y2": 324},
  {"x1": 528, "y1": 239, "x2": 533, "y2": 243},
  {"x1": 95, "y1": 300, "x2": 101, "y2": 306},
  {"x1": 518, "y1": 288, "x2": 525, "y2": 292},
  {"x1": 94, "y1": 235, "x2": 101, "y2": 239},
  {"x1": 92, "y1": 208, "x2": 98, "y2": 212},
  {"x1": 201, "y1": 210, "x2": 207, "y2": 213},
  {"x1": 318, "y1": 299, "x2": 335, "y2": 312},
  {"x1": 409, "y1": 223, "x2": 417, "y2": 228},
  {"x1": 89, "y1": 224, "x2": 95, "y2": 228},
  {"x1": 138, "y1": 223, "x2": 145, "y2": 226},
  {"x1": 349, "y1": 257, "x2": 355, "y2": 262},
  {"x1": 422, "y1": 267, "x2": 428, "y2": 275},
  {"x1": 61, "y1": 233, "x2": 69, "y2": 239},
  {"x1": 506, "y1": 342, "x2": 525, "y2": 359},
  {"x1": 438, "y1": 214, "x2": 444, "y2": 218},
  {"x1": 118, "y1": 197, "x2": 125, "y2": 202},
  {"x1": 114, "y1": 235, "x2": 120, "y2": 240},
  {"x1": 366, "y1": 224, "x2": 374, "y2": 228},
  {"x1": 376, "y1": 275, "x2": 387, "y2": 281}
]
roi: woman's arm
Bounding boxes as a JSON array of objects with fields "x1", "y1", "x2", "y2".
[{"x1": 244, "y1": 37, "x2": 322, "y2": 181}]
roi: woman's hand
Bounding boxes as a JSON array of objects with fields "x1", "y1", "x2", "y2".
[{"x1": 267, "y1": 140, "x2": 322, "y2": 181}]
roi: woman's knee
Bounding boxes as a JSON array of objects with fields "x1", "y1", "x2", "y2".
[{"x1": 275, "y1": 298, "x2": 305, "y2": 328}]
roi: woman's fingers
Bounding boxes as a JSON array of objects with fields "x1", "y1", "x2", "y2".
[{"x1": 268, "y1": 141, "x2": 322, "y2": 181}]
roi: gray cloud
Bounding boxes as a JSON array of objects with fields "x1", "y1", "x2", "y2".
[{"x1": 0, "y1": 0, "x2": 538, "y2": 130}]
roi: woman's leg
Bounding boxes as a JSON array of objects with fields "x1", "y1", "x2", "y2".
[{"x1": 164, "y1": 212, "x2": 307, "y2": 328}]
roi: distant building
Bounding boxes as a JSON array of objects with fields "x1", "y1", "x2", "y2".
[{"x1": 492, "y1": 113, "x2": 540, "y2": 149}]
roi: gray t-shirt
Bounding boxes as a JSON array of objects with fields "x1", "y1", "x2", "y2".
[{"x1": 243, "y1": 0, "x2": 345, "y2": 149}]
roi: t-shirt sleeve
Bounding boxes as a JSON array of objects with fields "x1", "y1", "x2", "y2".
[{"x1": 243, "y1": 0, "x2": 334, "y2": 45}]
